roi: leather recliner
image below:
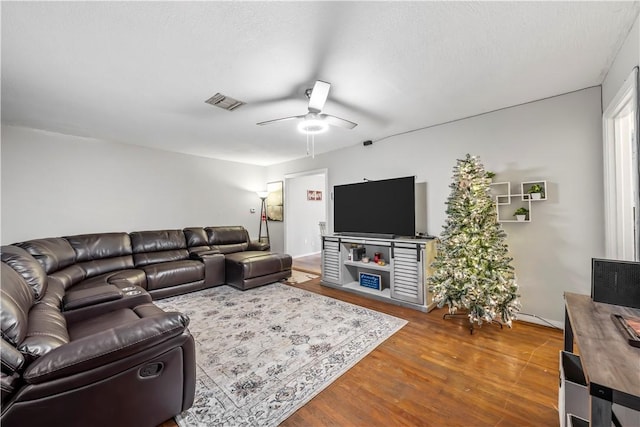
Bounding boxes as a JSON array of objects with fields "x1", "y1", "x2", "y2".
[
  {"x1": 0, "y1": 247, "x2": 196, "y2": 427},
  {"x1": 1, "y1": 225, "x2": 291, "y2": 425}
]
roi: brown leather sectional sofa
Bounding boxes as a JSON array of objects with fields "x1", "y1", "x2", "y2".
[{"x1": 0, "y1": 225, "x2": 292, "y2": 427}]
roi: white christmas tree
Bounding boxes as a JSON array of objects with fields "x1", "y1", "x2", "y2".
[{"x1": 427, "y1": 154, "x2": 521, "y2": 327}]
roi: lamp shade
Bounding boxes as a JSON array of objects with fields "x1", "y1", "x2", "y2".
[{"x1": 256, "y1": 191, "x2": 269, "y2": 199}]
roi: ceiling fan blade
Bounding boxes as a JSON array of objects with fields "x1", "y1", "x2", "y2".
[
  {"x1": 256, "y1": 115, "x2": 304, "y2": 126},
  {"x1": 307, "y1": 81, "x2": 331, "y2": 113},
  {"x1": 321, "y1": 114, "x2": 358, "y2": 129}
]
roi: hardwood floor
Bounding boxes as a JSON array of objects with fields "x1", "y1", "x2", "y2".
[
  {"x1": 292, "y1": 253, "x2": 322, "y2": 275},
  {"x1": 159, "y1": 266, "x2": 563, "y2": 427}
]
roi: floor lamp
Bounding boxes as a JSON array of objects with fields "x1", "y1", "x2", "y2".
[{"x1": 257, "y1": 191, "x2": 270, "y2": 245}]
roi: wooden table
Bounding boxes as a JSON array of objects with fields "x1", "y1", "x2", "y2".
[{"x1": 564, "y1": 293, "x2": 640, "y2": 426}]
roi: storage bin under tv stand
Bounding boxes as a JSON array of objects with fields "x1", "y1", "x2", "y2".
[{"x1": 321, "y1": 234, "x2": 437, "y2": 312}]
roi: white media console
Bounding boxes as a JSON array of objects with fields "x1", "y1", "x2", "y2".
[{"x1": 321, "y1": 235, "x2": 437, "y2": 312}]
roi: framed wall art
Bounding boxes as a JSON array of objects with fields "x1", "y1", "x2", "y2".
[
  {"x1": 266, "y1": 181, "x2": 284, "y2": 221},
  {"x1": 307, "y1": 190, "x2": 322, "y2": 201}
]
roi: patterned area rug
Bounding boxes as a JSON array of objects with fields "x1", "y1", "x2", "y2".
[{"x1": 155, "y1": 282, "x2": 407, "y2": 427}]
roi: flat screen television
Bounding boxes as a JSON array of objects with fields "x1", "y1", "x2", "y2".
[{"x1": 333, "y1": 176, "x2": 416, "y2": 238}]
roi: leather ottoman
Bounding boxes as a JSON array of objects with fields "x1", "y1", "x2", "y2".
[{"x1": 224, "y1": 251, "x2": 292, "y2": 290}]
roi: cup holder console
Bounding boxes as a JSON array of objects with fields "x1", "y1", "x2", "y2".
[{"x1": 121, "y1": 286, "x2": 145, "y2": 296}]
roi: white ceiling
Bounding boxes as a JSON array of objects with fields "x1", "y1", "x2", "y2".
[{"x1": 2, "y1": 2, "x2": 639, "y2": 166}]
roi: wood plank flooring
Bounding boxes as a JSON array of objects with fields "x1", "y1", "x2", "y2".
[
  {"x1": 292, "y1": 253, "x2": 322, "y2": 275},
  {"x1": 159, "y1": 266, "x2": 563, "y2": 427}
]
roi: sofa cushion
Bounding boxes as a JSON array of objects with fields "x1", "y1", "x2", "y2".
[
  {"x1": 0, "y1": 264, "x2": 34, "y2": 346},
  {"x1": 71, "y1": 269, "x2": 147, "y2": 291},
  {"x1": 26, "y1": 308, "x2": 189, "y2": 385},
  {"x1": 183, "y1": 227, "x2": 209, "y2": 248},
  {"x1": 130, "y1": 230, "x2": 189, "y2": 267},
  {"x1": 205, "y1": 226, "x2": 249, "y2": 254},
  {"x1": 62, "y1": 285, "x2": 123, "y2": 312},
  {"x1": 65, "y1": 233, "x2": 134, "y2": 277},
  {"x1": 65, "y1": 233, "x2": 133, "y2": 261},
  {"x1": 48, "y1": 264, "x2": 87, "y2": 291},
  {"x1": 68, "y1": 307, "x2": 140, "y2": 340},
  {"x1": 16, "y1": 238, "x2": 76, "y2": 274},
  {"x1": 68, "y1": 303, "x2": 167, "y2": 341},
  {"x1": 133, "y1": 249, "x2": 189, "y2": 267},
  {"x1": 38, "y1": 280, "x2": 66, "y2": 309},
  {"x1": 141, "y1": 260, "x2": 205, "y2": 291},
  {"x1": 224, "y1": 251, "x2": 292, "y2": 279},
  {"x1": 131, "y1": 230, "x2": 187, "y2": 253},
  {"x1": 184, "y1": 227, "x2": 211, "y2": 255},
  {"x1": 77, "y1": 256, "x2": 135, "y2": 278},
  {"x1": 19, "y1": 304, "x2": 69, "y2": 359},
  {"x1": 2, "y1": 245, "x2": 48, "y2": 300}
]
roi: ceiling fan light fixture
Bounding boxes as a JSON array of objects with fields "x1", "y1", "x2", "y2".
[{"x1": 297, "y1": 119, "x2": 329, "y2": 135}]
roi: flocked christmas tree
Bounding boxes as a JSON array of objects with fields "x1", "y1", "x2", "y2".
[{"x1": 427, "y1": 154, "x2": 521, "y2": 327}]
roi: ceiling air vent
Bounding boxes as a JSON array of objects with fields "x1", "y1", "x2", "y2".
[{"x1": 204, "y1": 93, "x2": 245, "y2": 111}]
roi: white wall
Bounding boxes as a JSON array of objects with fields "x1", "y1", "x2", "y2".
[
  {"x1": 602, "y1": 13, "x2": 639, "y2": 109},
  {"x1": 1, "y1": 125, "x2": 266, "y2": 243},
  {"x1": 285, "y1": 173, "x2": 325, "y2": 257},
  {"x1": 1, "y1": 86, "x2": 606, "y2": 325},
  {"x1": 268, "y1": 87, "x2": 604, "y2": 325}
]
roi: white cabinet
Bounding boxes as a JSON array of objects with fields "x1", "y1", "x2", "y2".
[
  {"x1": 320, "y1": 235, "x2": 437, "y2": 312},
  {"x1": 321, "y1": 237, "x2": 341, "y2": 285},
  {"x1": 391, "y1": 244, "x2": 424, "y2": 304}
]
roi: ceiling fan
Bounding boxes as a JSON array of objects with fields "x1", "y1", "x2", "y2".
[{"x1": 256, "y1": 80, "x2": 358, "y2": 134}]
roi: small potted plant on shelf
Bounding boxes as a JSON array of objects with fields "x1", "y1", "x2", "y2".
[
  {"x1": 514, "y1": 207, "x2": 529, "y2": 222},
  {"x1": 527, "y1": 184, "x2": 545, "y2": 200}
]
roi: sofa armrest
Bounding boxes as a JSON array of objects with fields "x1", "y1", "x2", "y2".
[
  {"x1": 62, "y1": 285, "x2": 123, "y2": 311},
  {"x1": 190, "y1": 251, "x2": 225, "y2": 286},
  {"x1": 23, "y1": 312, "x2": 189, "y2": 384},
  {"x1": 248, "y1": 240, "x2": 270, "y2": 251},
  {"x1": 189, "y1": 249, "x2": 221, "y2": 258}
]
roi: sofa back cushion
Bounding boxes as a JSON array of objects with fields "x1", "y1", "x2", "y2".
[
  {"x1": 1, "y1": 263, "x2": 34, "y2": 346},
  {"x1": 65, "y1": 233, "x2": 134, "y2": 278},
  {"x1": 1, "y1": 263, "x2": 70, "y2": 361},
  {"x1": 183, "y1": 227, "x2": 210, "y2": 253},
  {"x1": 205, "y1": 226, "x2": 249, "y2": 254},
  {"x1": 16, "y1": 238, "x2": 76, "y2": 275},
  {"x1": 20, "y1": 304, "x2": 70, "y2": 360},
  {"x1": 130, "y1": 230, "x2": 189, "y2": 267},
  {"x1": 48, "y1": 264, "x2": 87, "y2": 291},
  {"x1": 1, "y1": 246, "x2": 48, "y2": 300}
]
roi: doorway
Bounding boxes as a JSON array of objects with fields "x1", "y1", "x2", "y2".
[
  {"x1": 284, "y1": 169, "x2": 328, "y2": 260},
  {"x1": 603, "y1": 67, "x2": 639, "y2": 261}
]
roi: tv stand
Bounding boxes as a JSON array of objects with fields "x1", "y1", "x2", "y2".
[
  {"x1": 321, "y1": 234, "x2": 437, "y2": 312},
  {"x1": 338, "y1": 232, "x2": 396, "y2": 239}
]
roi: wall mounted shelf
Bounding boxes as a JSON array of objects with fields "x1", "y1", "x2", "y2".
[{"x1": 490, "y1": 180, "x2": 547, "y2": 223}]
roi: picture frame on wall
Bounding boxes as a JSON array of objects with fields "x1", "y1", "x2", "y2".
[
  {"x1": 267, "y1": 181, "x2": 284, "y2": 221},
  {"x1": 307, "y1": 190, "x2": 322, "y2": 201}
]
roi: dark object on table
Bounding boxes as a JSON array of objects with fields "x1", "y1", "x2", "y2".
[
  {"x1": 592, "y1": 258, "x2": 640, "y2": 309},
  {"x1": 611, "y1": 313, "x2": 640, "y2": 348}
]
